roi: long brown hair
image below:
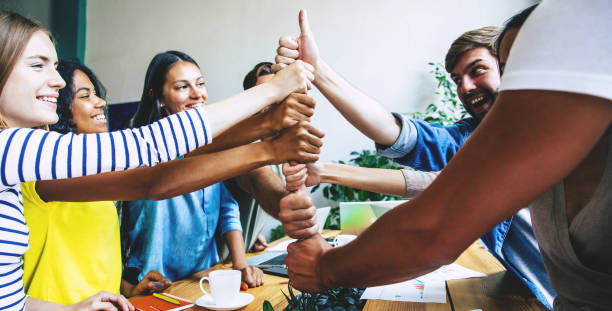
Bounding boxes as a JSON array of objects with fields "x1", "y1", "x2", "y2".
[{"x1": 0, "y1": 11, "x2": 54, "y2": 129}]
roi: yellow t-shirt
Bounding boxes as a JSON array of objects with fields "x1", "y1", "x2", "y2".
[{"x1": 21, "y1": 181, "x2": 121, "y2": 304}]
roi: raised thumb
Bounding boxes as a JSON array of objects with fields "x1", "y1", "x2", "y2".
[{"x1": 298, "y1": 9, "x2": 312, "y2": 36}]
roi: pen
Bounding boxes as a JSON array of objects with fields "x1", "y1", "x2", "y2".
[
  {"x1": 153, "y1": 293, "x2": 180, "y2": 305},
  {"x1": 252, "y1": 264, "x2": 286, "y2": 269}
]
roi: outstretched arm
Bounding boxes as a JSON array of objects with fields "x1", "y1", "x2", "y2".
[
  {"x1": 36, "y1": 123, "x2": 324, "y2": 202},
  {"x1": 190, "y1": 93, "x2": 316, "y2": 155},
  {"x1": 285, "y1": 90, "x2": 612, "y2": 292},
  {"x1": 204, "y1": 61, "x2": 314, "y2": 137},
  {"x1": 273, "y1": 10, "x2": 401, "y2": 147},
  {"x1": 283, "y1": 162, "x2": 438, "y2": 198}
]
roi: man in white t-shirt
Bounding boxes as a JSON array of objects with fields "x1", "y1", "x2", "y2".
[{"x1": 281, "y1": 1, "x2": 612, "y2": 309}]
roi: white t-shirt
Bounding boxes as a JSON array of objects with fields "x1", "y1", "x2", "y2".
[
  {"x1": 499, "y1": 1, "x2": 612, "y2": 309},
  {"x1": 500, "y1": 0, "x2": 612, "y2": 102}
]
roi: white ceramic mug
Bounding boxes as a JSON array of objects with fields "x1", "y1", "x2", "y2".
[{"x1": 199, "y1": 270, "x2": 241, "y2": 305}]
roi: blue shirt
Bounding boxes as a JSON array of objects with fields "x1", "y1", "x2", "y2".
[
  {"x1": 375, "y1": 114, "x2": 476, "y2": 171},
  {"x1": 124, "y1": 182, "x2": 242, "y2": 282},
  {"x1": 377, "y1": 113, "x2": 556, "y2": 309}
]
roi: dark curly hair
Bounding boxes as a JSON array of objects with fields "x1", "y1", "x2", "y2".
[
  {"x1": 130, "y1": 50, "x2": 199, "y2": 128},
  {"x1": 243, "y1": 62, "x2": 273, "y2": 90},
  {"x1": 49, "y1": 59, "x2": 107, "y2": 134}
]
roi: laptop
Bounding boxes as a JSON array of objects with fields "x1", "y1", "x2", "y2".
[{"x1": 339, "y1": 200, "x2": 407, "y2": 235}]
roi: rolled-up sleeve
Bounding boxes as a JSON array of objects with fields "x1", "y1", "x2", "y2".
[
  {"x1": 375, "y1": 112, "x2": 418, "y2": 158},
  {"x1": 401, "y1": 169, "x2": 439, "y2": 198}
]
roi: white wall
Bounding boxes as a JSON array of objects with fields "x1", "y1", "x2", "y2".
[{"x1": 86, "y1": 0, "x2": 536, "y2": 207}]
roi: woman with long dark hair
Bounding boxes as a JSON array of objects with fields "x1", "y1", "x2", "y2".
[{"x1": 123, "y1": 51, "x2": 313, "y2": 292}]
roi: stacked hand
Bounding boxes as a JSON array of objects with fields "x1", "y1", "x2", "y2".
[
  {"x1": 286, "y1": 234, "x2": 333, "y2": 293},
  {"x1": 279, "y1": 161, "x2": 318, "y2": 238},
  {"x1": 280, "y1": 190, "x2": 333, "y2": 293},
  {"x1": 273, "y1": 9, "x2": 321, "y2": 73},
  {"x1": 268, "y1": 121, "x2": 324, "y2": 164},
  {"x1": 267, "y1": 60, "x2": 314, "y2": 99},
  {"x1": 266, "y1": 93, "x2": 315, "y2": 133},
  {"x1": 282, "y1": 162, "x2": 322, "y2": 191},
  {"x1": 272, "y1": 9, "x2": 332, "y2": 293}
]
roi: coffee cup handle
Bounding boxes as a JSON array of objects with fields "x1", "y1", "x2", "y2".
[{"x1": 199, "y1": 277, "x2": 211, "y2": 297}]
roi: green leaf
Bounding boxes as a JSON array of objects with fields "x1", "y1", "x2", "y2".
[
  {"x1": 310, "y1": 184, "x2": 320, "y2": 193},
  {"x1": 281, "y1": 289, "x2": 291, "y2": 303},
  {"x1": 262, "y1": 300, "x2": 274, "y2": 311}
]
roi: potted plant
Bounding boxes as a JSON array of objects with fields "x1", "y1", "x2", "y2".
[{"x1": 264, "y1": 283, "x2": 366, "y2": 311}]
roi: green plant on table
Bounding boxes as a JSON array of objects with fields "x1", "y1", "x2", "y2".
[{"x1": 263, "y1": 283, "x2": 366, "y2": 311}]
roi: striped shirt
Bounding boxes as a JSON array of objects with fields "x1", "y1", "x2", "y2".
[{"x1": 0, "y1": 107, "x2": 211, "y2": 310}]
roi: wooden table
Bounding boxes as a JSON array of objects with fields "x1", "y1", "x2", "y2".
[{"x1": 161, "y1": 231, "x2": 546, "y2": 310}]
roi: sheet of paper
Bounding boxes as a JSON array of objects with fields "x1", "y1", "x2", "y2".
[
  {"x1": 420, "y1": 263, "x2": 486, "y2": 282},
  {"x1": 266, "y1": 239, "x2": 297, "y2": 252},
  {"x1": 361, "y1": 278, "x2": 446, "y2": 303},
  {"x1": 360, "y1": 264, "x2": 485, "y2": 303}
]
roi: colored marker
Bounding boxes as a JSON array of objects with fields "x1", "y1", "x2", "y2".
[{"x1": 153, "y1": 293, "x2": 180, "y2": 305}]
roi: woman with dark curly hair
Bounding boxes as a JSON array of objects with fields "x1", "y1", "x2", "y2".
[
  {"x1": 22, "y1": 60, "x2": 172, "y2": 304},
  {"x1": 49, "y1": 59, "x2": 107, "y2": 134}
]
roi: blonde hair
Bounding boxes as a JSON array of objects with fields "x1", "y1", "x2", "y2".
[
  {"x1": 0, "y1": 11, "x2": 54, "y2": 129},
  {"x1": 444, "y1": 26, "x2": 502, "y2": 73}
]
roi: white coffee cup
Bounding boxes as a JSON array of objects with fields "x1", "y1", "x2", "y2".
[{"x1": 199, "y1": 270, "x2": 241, "y2": 305}]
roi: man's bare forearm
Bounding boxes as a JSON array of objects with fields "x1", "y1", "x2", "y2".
[
  {"x1": 319, "y1": 162, "x2": 407, "y2": 197},
  {"x1": 318, "y1": 91, "x2": 612, "y2": 289}
]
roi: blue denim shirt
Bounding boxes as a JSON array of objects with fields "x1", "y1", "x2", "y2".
[
  {"x1": 377, "y1": 113, "x2": 556, "y2": 309},
  {"x1": 124, "y1": 182, "x2": 242, "y2": 282}
]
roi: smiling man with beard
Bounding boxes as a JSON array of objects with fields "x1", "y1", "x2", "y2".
[{"x1": 373, "y1": 26, "x2": 501, "y2": 171}]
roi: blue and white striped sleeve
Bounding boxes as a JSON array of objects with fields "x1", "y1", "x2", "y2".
[{"x1": 0, "y1": 106, "x2": 212, "y2": 186}]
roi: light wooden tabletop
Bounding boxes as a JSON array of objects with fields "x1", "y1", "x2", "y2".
[{"x1": 158, "y1": 231, "x2": 546, "y2": 311}]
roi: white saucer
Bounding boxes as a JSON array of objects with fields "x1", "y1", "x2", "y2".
[{"x1": 195, "y1": 293, "x2": 254, "y2": 310}]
